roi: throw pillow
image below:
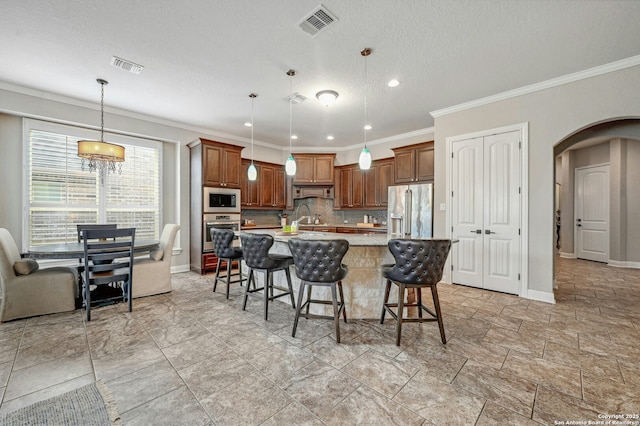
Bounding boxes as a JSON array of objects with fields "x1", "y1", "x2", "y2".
[
  {"x1": 13, "y1": 259, "x2": 40, "y2": 275},
  {"x1": 150, "y1": 249, "x2": 164, "y2": 261}
]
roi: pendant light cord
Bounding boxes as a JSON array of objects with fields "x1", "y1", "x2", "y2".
[
  {"x1": 364, "y1": 52, "x2": 368, "y2": 149},
  {"x1": 100, "y1": 81, "x2": 105, "y2": 143},
  {"x1": 251, "y1": 94, "x2": 255, "y2": 163},
  {"x1": 288, "y1": 71, "x2": 293, "y2": 154}
]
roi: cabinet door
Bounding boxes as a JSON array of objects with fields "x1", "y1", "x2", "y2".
[
  {"x1": 273, "y1": 168, "x2": 286, "y2": 209},
  {"x1": 351, "y1": 167, "x2": 364, "y2": 208},
  {"x1": 377, "y1": 159, "x2": 394, "y2": 207},
  {"x1": 203, "y1": 145, "x2": 223, "y2": 186},
  {"x1": 293, "y1": 156, "x2": 314, "y2": 183},
  {"x1": 415, "y1": 145, "x2": 434, "y2": 182},
  {"x1": 394, "y1": 149, "x2": 415, "y2": 183},
  {"x1": 364, "y1": 165, "x2": 378, "y2": 207},
  {"x1": 338, "y1": 168, "x2": 352, "y2": 208},
  {"x1": 260, "y1": 165, "x2": 275, "y2": 207},
  {"x1": 314, "y1": 156, "x2": 335, "y2": 184},
  {"x1": 223, "y1": 149, "x2": 242, "y2": 188},
  {"x1": 241, "y1": 160, "x2": 259, "y2": 207}
]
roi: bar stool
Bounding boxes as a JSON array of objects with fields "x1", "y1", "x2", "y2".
[
  {"x1": 288, "y1": 238, "x2": 349, "y2": 343},
  {"x1": 240, "y1": 233, "x2": 296, "y2": 320},
  {"x1": 381, "y1": 239, "x2": 452, "y2": 346},
  {"x1": 211, "y1": 228, "x2": 244, "y2": 299}
]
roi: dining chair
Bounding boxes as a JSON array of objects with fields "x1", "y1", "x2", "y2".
[
  {"x1": 81, "y1": 227, "x2": 136, "y2": 321},
  {"x1": 0, "y1": 228, "x2": 78, "y2": 322},
  {"x1": 132, "y1": 223, "x2": 179, "y2": 298}
]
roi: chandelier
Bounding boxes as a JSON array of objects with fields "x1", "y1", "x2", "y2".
[
  {"x1": 78, "y1": 79, "x2": 125, "y2": 178},
  {"x1": 358, "y1": 48, "x2": 372, "y2": 170}
]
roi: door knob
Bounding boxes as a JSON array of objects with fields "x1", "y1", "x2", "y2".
[
  {"x1": 470, "y1": 229, "x2": 481, "y2": 234},
  {"x1": 484, "y1": 230, "x2": 496, "y2": 234}
]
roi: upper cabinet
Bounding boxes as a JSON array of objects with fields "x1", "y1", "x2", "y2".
[
  {"x1": 392, "y1": 141, "x2": 434, "y2": 184},
  {"x1": 337, "y1": 165, "x2": 364, "y2": 209},
  {"x1": 292, "y1": 154, "x2": 335, "y2": 184},
  {"x1": 336, "y1": 158, "x2": 393, "y2": 209},
  {"x1": 364, "y1": 158, "x2": 394, "y2": 208},
  {"x1": 202, "y1": 139, "x2": 243, "y2": 188},
  {"x1": 240, "y1": 159, "x2": 286, "y2": 209}
]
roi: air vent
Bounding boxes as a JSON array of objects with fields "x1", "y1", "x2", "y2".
[
  {"x1": 285, "y1": 92, "x2": 307, "y2": 104},
  {"x1": 298, "y1": 4, "x2": 338, "y2": 37},
  {"x1": 110, "y1": 56, "x2": 144, "y2": 74}
]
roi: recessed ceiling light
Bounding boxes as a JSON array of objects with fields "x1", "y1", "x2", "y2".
[
  {"x1": 291, "y1": 135, "x2": 298, "y2": 140},
  {"x1": 244, "y1": 122, "x2": 252, "y2": 127},
  {"x1": 364, "y1": 125, "x2": 372, "y2": 130},
  {"x1": 327, "y1": 135, "x2": 334, "y2": 140},
  {"x1": 387, "y1": 79, "x2": 400, "y2": 87}
]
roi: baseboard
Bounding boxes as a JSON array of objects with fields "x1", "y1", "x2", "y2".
[
  {"x1": 524, "y1": 289, "x2": 556, "y2": 304},
  {"x1": 171, "y1": 264, "x2": 191, "y2": 273},
  {"x1": 559, "y1": 252, "x2": 576, "y2": 259},
  {"x1": 607, "y1": 260, "x2": 640, "y2": 269}
]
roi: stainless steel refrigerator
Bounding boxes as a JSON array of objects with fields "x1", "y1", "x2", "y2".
[{"x1": 387, "y1": 184, "x2": 433, "y2": 239}]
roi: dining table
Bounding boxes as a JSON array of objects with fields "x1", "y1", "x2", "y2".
[{"x1": 27, "y1": 240, "x2": 160, "y2": 260}]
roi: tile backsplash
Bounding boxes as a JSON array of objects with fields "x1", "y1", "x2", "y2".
[{"x1": 241, "y1": 198, "x2": 386, "y2": 226}]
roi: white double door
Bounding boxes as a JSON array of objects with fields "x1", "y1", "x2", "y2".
[{"x1": 451, "y1": 130, "x2": 521, "y2": 295}]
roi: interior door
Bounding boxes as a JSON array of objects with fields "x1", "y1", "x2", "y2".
[
  {"x1": 451, "y1": 130, "x2": 521, "y2": 295},
  {"x1": 482, "y1": 132, "x2": 521, "y2": 293},
  {"x1": 451, "y1": 137, "x2": 484, "y2": 288},
  {"x1": 575, "y1": 165, "x2": 609, "y2": 262}
]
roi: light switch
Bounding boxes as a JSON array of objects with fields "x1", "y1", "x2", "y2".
[{"x1": 439, "y1": 203, "x2": 446, "y2": 211}]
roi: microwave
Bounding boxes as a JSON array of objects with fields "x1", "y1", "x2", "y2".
[{"x1": 203, "y1": 187, "x2": 241, "y2": 213}]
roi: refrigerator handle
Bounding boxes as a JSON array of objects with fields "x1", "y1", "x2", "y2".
[{"x1": 405, "y1": 189, "x2": 412, "y2": 236}]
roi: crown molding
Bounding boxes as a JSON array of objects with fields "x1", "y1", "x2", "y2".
[{"x1": 430, "y1": 54, "x2": 640, "y2": 118}]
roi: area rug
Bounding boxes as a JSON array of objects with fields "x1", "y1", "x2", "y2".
[{"x1": 0, "y1": 381, "x2": 121, "y2": 426}]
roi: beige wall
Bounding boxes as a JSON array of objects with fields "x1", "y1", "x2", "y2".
[{"x1": 433, "y1": 65, "x2": 640, "y2": 298}]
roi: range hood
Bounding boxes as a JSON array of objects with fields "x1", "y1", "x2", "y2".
[{"x1": 293, "y1": 185, "x2": 334, "y2": 200}]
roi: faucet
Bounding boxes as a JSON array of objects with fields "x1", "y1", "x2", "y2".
[{"x1": 294, "y1": 203, "x2": 312, "y2": 225}]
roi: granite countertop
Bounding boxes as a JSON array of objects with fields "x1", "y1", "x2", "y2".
[
  {"x1": 242, "y1": 223, "x2": 387, "y2": 231},
  {"x1": 241, "y1": 228, "x2": 389, "y2": 247}
]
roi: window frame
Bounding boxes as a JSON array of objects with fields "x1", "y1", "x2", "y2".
[{"x1": 22, "y1": 118, "x2": 163, "y2": 250}]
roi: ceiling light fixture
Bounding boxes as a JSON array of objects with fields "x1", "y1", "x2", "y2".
[
  {"x1": 77, "y1": 79, "x2": 125, "y2": 182},
  {"x1": 358, "y1": 48, "x2": 372, "y2": 170},
  {"x1": 247, "y1": 93, "x2": 258, "y2": 181},
  {"x1": 285, "y1": 69, "x2": 297, "y2": 176},
  {"x1": 316, "y1": 90, "x2": 339, "y2": 107},
  {"x1": 387, "y1": 79, "x2": 400, "y2": 87},
  {"x1": 327, "y1": 135, "x2": 334, "y2": 140}
]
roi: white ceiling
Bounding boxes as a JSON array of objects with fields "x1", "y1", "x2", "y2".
[{"x1": 2, "y1": 0, "x2": 640, "y2": 150}]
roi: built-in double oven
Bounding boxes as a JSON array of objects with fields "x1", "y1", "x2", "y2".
[{"x1": 202, "y1": 187, "x2": 241, "y2": 252}]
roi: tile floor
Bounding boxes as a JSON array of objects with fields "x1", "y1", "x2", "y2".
[{"x1": 0, "y1": 257, "x2": 639, "y2": 425}]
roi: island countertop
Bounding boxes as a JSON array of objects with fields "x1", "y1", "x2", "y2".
[{"x1": 241, "y1": 228, "x2": 388, "y2": 246}]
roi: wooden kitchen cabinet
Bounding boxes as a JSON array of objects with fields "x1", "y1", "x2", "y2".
[
  {"x1": 202, "y1": 139, "x2": 243, "y2": 188},
  {"x1": 240, "y1": 159, "x2": 259, "y2": 207},
  {"x1": 364, "y1": 158, "x2": 394, "y2": 208},
  {"x1": 337, "y1": 165, "x2": 364, "y2": 209},
  {"x1": 240, "y1": 159, "x2": 286, "y2": 209},
  {"x1": 392, "y1": 141, "x2": 434, "y2": 184},
  {"x1": 292, "y1": 154, "x2": 335, "y2": 184}
]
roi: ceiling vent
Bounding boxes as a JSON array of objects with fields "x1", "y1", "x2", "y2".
[
  {"x1": 298, "y1": 4, "x2": 338, "y2": 37},
  {"x1": 110, "y1": 56, "x2": 144, "y2": 74},
  {"x1": 285, "y1": 92, "x2": 307, "y2": 104}
]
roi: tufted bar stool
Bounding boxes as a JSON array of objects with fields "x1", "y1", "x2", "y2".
[
  {"x1": 288, "y1": 238, "x2": 349, "y2": 343},
  {"x1": 240, "y1": 233, "x2": 296, "y2": 320},
  {"x1": 381, "y1": 239, "x2": 452, "y2": 346},
  {"x1": 211, "y1": 229, "x2": 245, "y2": 299}
]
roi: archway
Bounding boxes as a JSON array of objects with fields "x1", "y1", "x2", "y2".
[{"x1": 553, "y1": 118, "x2": 640, "y2": 289}]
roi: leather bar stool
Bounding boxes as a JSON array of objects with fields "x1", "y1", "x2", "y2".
[
  {"x1": 381, "y1": 239, "x2": 452, "y2": 346},
  {"x1": 288, "y1": 238, "x2": 349, "y2": 343},
  {"x1": 240, "y1": 233, "x2": 296, "y2": 320},
  {"x1": 211, "y1": 228, "x2": 245, "y2": 299}
]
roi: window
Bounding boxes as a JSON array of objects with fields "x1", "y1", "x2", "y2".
[{"x1": 25, "y1": 120, "x2": 162, "y2": 246}]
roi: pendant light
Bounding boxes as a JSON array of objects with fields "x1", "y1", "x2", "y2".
[
  {"x1": 77, "y1": 79, "x2": 125, "y2": 181},
  {"x1": 285, "y1": 69, "x2": 297, "y2": 176},
  {"x1": 358, "y1": 48, "x2": 372, "y2": 170},
  {"x1": 247, "y1": 93, "x2": 258, "y2": 181}
]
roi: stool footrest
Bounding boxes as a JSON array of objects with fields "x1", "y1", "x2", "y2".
[{"x1": 383, "y1": 303, "x2": 438, "y2": 321}]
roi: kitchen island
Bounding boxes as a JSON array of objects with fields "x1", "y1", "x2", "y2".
[{"x1": 240, "y1": 229, "x2": 396, "y2": 319}]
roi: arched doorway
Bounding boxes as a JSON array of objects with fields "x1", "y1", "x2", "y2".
[{"x1": 553, "y1": 118, "x2": 640, "y2": 289}]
